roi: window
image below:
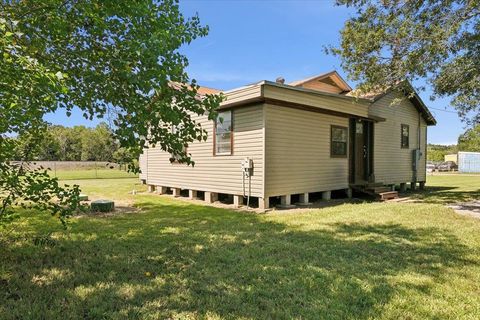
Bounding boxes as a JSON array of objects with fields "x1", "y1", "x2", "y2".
[
  {"x1": 331, "y1": 125, "x2": 348, "y2": 157},
  {"x1": 401, "y1": 124, "x2": 409, "y2": 148},
  {"x1": 214, "y1": 110, "x2": 232, "y2": 155}
]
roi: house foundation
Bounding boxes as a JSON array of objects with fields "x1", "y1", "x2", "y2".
[
  {"x1": 156, "y1": 186, "x2": 167, "y2": 195},
  {"x1": 297, "y1": 193, "x2": 312, "y2": 206},
  {"x1": 278, "y1": 194, "x2": 295, "y2": 208},
  {"x1": 204, "y1": 192, "x2": 218, "y2": 204},
  {"x1": 149, "y1": 184, "x2": 358, "y2": 211},
  {"x1": 233, "y1": 195, "x2": 243, "y2": 208},
  {"x1": 189, "y1": 190, "x2": 198, "y2": 200},
  {"x1": 345, "y1": 188, "x2": 352, "y2": 198},
  {"x1": 410, "y1": 181, "x2": 417, "y2": 191},
  {"x1": 172, "y1": 188, "x2": 181, "y2": 197},
  {"x1": 258, "y1": 197, "x2": 269, "y2": 210},
  {"x1": 322, "y1": 190, "x2": 331, "y2": 200}
]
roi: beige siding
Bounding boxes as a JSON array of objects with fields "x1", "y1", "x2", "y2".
[
  {"x1": 220, "y1": 85, "x2": 262, "y2": 107},
  {"x1": 369, "y1": 91, "x2": 428, "y2": 184},
  {"x1": 263, "y1": 85, "x2": 370, "y2": 118},
  {"x1": 265, "y1": 104, "x2": 349, "y2": 197},
  {"x1": 444, "y1": 154, "x2": 458, "y2": 163},
  {"x1": 139, "y1": 152, "x2": 147, "y2": 180},
  {"x1": 141, "y1": 105, "x2": 264, "y2": 197},
  {"x1": 299, "y1": 81, "x2": 344, "y2": 94}
]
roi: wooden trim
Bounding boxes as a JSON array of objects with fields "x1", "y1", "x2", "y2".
[
  {"x1": 349, "y1": 119, "x2": 355, "y2": 183},
  {"x1": 330, "y1": 125, "x2": 348, "y2": 158},
  {"x1": 231, "y1": 111, "x2": 234, "y2": 155},
  {"x1": 213, "y1": 110, "x2": 233, "y2": 156},
  {"x1": 218, "y1": 97, "x2": 264, "y2": 110},
  {"x1": 369, "y1": 121, "x2": 375, "y2": 181},
  {"x1": 212, "y1": 119, "x2": 216, "y2": 156},
  {"x1": 401, "y1": 124, "x2": 410, "y2": 149},
  {"x1": 266, "y1": 97, "x2": 356, "y2": 119},
  {"x1": 261, "y1": 97, "x2": 266, "y2": 199},
  {"x1": 264, "y1": 97, "x2": 383, "y2": 123}
]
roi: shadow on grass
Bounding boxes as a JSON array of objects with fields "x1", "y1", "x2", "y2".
[
  {"x1": 1, "y1": 200, "x2": 476, "y2": 319},
  {"x1": 408, "y1": 186, "x2": 480, "y2": 204}
]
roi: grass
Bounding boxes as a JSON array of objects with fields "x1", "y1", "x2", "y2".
[
  {"x1": 410, "y1": 174, "x2": 480, "y2": 204},
  {"x1": 1, "y1": 175, "x2": 480, "y2": 319},
  {"x1": 49, "y1": 168, "x2": 138, "y2": 180},
  {"x1": 62, "y1": 178, "x2": 146, "y2": 202}
]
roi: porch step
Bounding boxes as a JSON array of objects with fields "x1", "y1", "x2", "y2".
[
  {"x1": 369, "y1": 186, "x2": 392, "y2": 194},
  {"x1": 351, "y1": 183, "x2": 398, "y2": 201},
  {"x1": 365, "y1": 182, "x2": 385, "y2": 188},
  {"x1": 378, "y1": 191, "x2": 399, "y2": 201}
]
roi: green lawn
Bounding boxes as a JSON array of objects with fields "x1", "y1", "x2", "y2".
[
  {"x1": 49, "y1": 168, "x2": 138, "y2": 180},
  {"x1": 1, "y1": 175, "x2": 480, "y2": 319},
  {"x1": 411, "y1": 174, "x2": 480, "y2": 204}
]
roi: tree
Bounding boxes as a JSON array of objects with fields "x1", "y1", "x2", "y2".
[
  {"x1": 458, "y1": 125, "x2": 480, "y2": 152},
  {"x1": 80, "y1": 123, "x2": 117, "y2": 161},
  {"x1": 13, "y1": 129, "x2": 61, "y2": 161},
  {"x1": 331, "y1": 0, "x2": 480, "y2": 124},
  {"x1": 427, "y1": 144, "x2": 458, "y2": 162},
  {"x1": 1, "y1": 1, "x2": 222, "y2": 226},
  {"x1": 113, "y1": 147, "x2": 136, "y2": 170}
]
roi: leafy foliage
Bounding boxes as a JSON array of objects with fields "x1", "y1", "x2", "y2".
[
  {"x1": 0, "y1": 160, "x2": 82, "y2": 227},
  {"x1": 331, "y1": 0, "x2": 480, "y2": 124},
  {"x1": 13, "y1": 123, "x2": 119, "y2": 162},
  {"x1": 427, "y1": 144, "x2": 458, "y2": 162},
  {"x1": 458, "y1": 125, "x2": 480, "y2": 152},
  {"x1": 0, "y1": 0, "x2": 222, "y2": 226}
]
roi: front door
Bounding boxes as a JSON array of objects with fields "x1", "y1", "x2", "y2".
[{"x1": 350, "y1": 119, "x2": 373, "y2": 184}]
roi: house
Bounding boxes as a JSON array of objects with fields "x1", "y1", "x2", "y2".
[{"x1": 139, "y1": 71, "x2": 436, "y2": 209}]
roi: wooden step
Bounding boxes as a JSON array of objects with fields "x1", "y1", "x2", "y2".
[
  {"x1": 378, "y1": 191, "x2": 398, "y2": 201},
  {"x1": 368, "y1": 186, "x2": 392, "y2": 193},
  {"x1": 366, "y1": 182, "x2": 385, "y2": 187}
]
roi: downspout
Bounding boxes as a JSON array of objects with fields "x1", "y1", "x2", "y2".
[{"x1": 418, "y1": 112, "x2": 421, "y2": 151}]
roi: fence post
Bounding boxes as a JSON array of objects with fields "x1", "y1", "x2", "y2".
[{"x1": 95, "y1": 161, "x2": 98, "y2": 179}]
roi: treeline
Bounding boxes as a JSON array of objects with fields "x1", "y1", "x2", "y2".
[
  {"x1": 427, "y1": 124, "x2": 480, "y2": 161},
  {"x1": 427, "y1": 144, "x2": 457, "y2": 162},
  {"x1": 458, "y1": 125, "x2": 480, "y2": 153},
  {"x1": 12, "y1": 123, "x2": 132, "y2": 163}
]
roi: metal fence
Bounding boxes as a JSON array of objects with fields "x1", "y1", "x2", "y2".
[{"x1": 458, "y1": 152, "x2": 480, "y2": 173}]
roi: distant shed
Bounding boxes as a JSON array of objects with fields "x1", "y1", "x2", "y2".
[
  {"x1": 444, "y1": 154, "x2": 458, "y2": 164},
  {"x1": 458, "y1": 152, "x2": 480, "y2": 173}
]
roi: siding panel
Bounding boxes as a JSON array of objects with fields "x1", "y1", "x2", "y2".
[
  {"x1": 140, "y1": 105, "x2": 264, "y2": 196},
  {"x1": 265, "y1": 104, "x2": 349, "y2": 197},
  {"x1": 263, "y1": 85, "x2": 370, "y2": 118},
  {"x1": 369, "y1": 92, "x2": 428, "y2": 184}
]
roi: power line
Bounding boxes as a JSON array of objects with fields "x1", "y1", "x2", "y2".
[{"x1": 429, "y1": 107, "x2": 458, "y2": 114}]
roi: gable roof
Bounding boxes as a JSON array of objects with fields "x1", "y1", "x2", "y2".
[
  {"x1": 197, "y1": 86, "x2": 222, "y2": 95},
  {"x1": 169, "y1": 71, "x2": 436, "y2": 126},
  {"x1": 348, "y1": 82, "x2": 436, "y2": 125},
  {"x1": 289, "y1": 71, "x2": 352, "y2": 93},
  {"x1": 169, "y1": 81, "x2": 222, "y2": 98}
]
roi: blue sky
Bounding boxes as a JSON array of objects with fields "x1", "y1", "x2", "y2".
[{"x1": 46, "y1": 0, "x2": 464, "y2": 145}]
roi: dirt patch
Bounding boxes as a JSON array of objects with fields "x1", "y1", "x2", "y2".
[
  {"x1": 447, "y1": 201, "x2": 480, "y2": 219},
  {"x1": 74, "y1": 198, "x2": 140, "y2": 218}
]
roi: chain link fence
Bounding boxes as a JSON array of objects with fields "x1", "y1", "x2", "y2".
[{"x1": 10, "y1": 161, "x2": 138, "y2": 180}]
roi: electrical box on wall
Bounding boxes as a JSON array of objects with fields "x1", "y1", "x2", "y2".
[
  {"x1": 412, "y1": 149, "x2": 422, "y2": 170},
  {"x1": 241, "y1": 158, "x2": 253, "y2": 173}
]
